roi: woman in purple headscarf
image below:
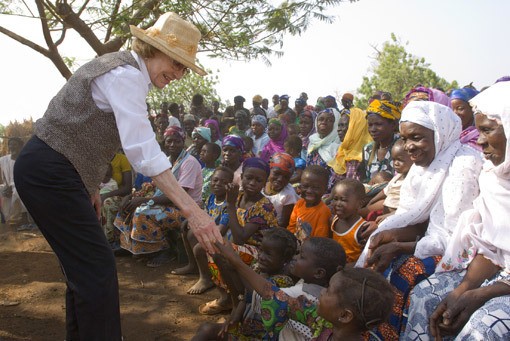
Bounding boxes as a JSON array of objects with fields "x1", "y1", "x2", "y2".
[
  {"x1": 450, "y1": 87, "x2": 481, "y2": 151},
  {"x1": 403, "y1": 86, "x2": 451, "y2": 108},
  {"x1": 221, "y1": 135, "x2": 245, "y2": 186},
  {"x1": 259, "y1": 118, "x2": 288, "y2": 162},
  {"x1": 204, "y1": 119, "x2": 222, "y2": 146}
]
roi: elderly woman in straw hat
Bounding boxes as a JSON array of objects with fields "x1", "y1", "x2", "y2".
[{"x1": 13, "y1": 12, "x2": 220, "y2": 340}]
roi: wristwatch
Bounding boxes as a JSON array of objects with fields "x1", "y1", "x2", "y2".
[{"x1": 146, "y1": 199, "x2": 155, "y2": 207}]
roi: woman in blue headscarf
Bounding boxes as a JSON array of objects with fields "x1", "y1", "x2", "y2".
[{"x1": 450, "y1": 87, "x2": 481, "y2": 151}]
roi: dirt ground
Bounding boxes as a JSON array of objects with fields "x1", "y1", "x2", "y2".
[{"x1": 0, "y1": 223, "x2": 224, "y2": 341}]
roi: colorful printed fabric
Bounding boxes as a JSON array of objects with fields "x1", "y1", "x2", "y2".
[
  {"x1": 114, "y1": 205, "x2": 184, "y2": 255},
  {"x1": 164, "y1": 125, "x2": 185, "y2": 140},
  {"x1": 223, "y1": 135, "x2": 245, "y2": 154},
  {"x1": 208, "y1": 192, "x2": 278, "y2": 289},
  {"x1": 260, "y1": 282, "x2": 333, "y2": 340},
  {"x1": 227, "y1": 275, "x2": 294, "y2": 340},
  {"x1": 269, "y1": 152, "x2": 295, "y2": 175},
  {"x1": 359, "y1": 135, "x2": 399, "y2": 182},
  {"x1": 365, "y1": 254, "x2": 441, "y2": 340},
  {"x1": 201, "y1": 166, "x2": 215, "y2": 204},
  {"x1": 205, "y1": 193, "x2": 230, "y2": 227},
  {"x1": 366, "y1": 99, "x2": 401, "y2": 121},
  {"x1": 404, "y1": 270, "x2": 510, "y2": 340}
]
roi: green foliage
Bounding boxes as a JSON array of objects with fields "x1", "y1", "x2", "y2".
[
  {"x1": 1, "y1": 0, "x2": 356, "y2": 79},
  {"x1": 146, "y1": 67, "x2": 221, "y2": 114},
  {"x1": 356, "y1": 34, "x2": 458, "y2": 108}
]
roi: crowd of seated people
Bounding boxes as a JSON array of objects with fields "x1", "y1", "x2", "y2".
[{"x1": 90, "y1": 79, "x2": 510, "y2": 340}]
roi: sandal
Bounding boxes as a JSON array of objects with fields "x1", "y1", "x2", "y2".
[{"x1": 198, "y1": 299, "x2": 232, "y2": 315}]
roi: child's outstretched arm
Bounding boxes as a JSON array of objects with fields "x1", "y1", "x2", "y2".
[{"x1": 215, "y1": 241, "x2": 273, "y2": 299}]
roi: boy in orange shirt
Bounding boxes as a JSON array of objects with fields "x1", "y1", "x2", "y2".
[
  {"x1": 287, "y1": 165, "x2": 331, "y2": 242},
  {"x1": 330, "y1": 178, "x2": 367, "y2": 264}
]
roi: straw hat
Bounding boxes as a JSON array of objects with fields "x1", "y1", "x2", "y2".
[{"x1": 130, "y1": 12, "x2": 206, "y2": 76}]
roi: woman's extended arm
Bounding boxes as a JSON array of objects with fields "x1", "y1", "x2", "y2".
[{"x1": 152, "y1": 169, "x2": 221, "y2": 253}]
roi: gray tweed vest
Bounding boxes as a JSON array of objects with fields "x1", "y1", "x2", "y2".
[{"x1": 35, "y1": 51, "x2": 139, "y2": 195}]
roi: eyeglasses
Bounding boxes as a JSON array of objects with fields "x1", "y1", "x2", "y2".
[{"x1": 172, "y1": 59, "x2": 189, "y2": 75}]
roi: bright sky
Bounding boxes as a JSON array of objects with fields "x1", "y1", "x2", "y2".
[{"x1": 1, "y1": 0, "x2": 509, "y2": 126}]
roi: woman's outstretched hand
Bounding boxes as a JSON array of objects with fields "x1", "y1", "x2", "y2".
[{"x1": 188, "y1": 212, "x2": 223, "y2": 254}]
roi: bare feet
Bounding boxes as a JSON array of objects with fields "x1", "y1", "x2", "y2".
[
  {"x1": 171, "y1": 263, "x2": 197, "y2": 275},
  {"x1": 187, "y1": 278, "x2": 214, "y2": 295}
]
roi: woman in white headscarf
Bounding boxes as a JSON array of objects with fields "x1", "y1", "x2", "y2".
[
  {"x1": 356, "y1": 101, "x2": 483, "y2": 340},
  {"x1": 404, "y1": 80, "x2": 510, "y2": 340},
  {"x1": 306, "y1": 108, "x2": 340, "y2": 190}
]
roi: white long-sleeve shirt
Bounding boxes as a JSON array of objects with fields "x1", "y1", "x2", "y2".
[{"x1": 90, "y1": 51, "x2": 170, "y2": 177}]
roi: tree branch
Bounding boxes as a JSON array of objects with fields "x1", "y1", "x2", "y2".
[
  {"x1": 0, "y1": 26, "x2": 49, "y2": 56},
  {"x1": 35, "y1": 0, "x2": 72, "y2": 79}
]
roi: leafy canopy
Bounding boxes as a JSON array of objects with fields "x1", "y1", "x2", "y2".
[
  {"x1": 1, "y1": 0, "x2": 357, "y2": 79},
  {"x1": 356, "y1": 33, "x2": 458, "y2": 108}
]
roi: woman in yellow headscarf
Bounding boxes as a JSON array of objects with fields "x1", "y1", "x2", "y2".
[
  {"x1": 328, "y1": 107, "x2": 373, "y2": 179},
  {"x1": 359, "y1": 99, "x2": 402, "y2": 182}
]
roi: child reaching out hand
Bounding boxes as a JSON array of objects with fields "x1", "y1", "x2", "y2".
[
  {"x1": 200, "y1": 158, "x2": 278, "y2": 316},
  {"x1": 192, "y1": 228, "x2": 297, "y2": 340},
  {"x1": 214, "y1": 238, "x2": 394, "y2": 340},
  {"x1": 172, "y1": 166, "x2": 234, "y2": 295}
]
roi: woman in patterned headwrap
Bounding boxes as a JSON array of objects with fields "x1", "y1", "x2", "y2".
[
  {"x1": 187, "y1": 126, "x2": 211, "y2": 162},
  {"x1": 221, "y1": 135, "x2": 245, "y2": 186},
  {"x1": 259, "y1": 118, "x2": 288, "y2": 162},
  {"x1": 248, "y1": 115, "x2": 270, "y2": 156},
  {"x1": 450, "y1": 87, "x2": 482, "y2": 151},
  {"x1": 204, "y1": 119, "x2": 222, "y2": 146},
  {"x1": 403, "y1": 86, "x2": 451, "y2": 108},
  {"x1": 359, "y1": 99, "x2": 401, "y2": 183},
  {"x1": 115, "y1": 126, "x2": 203, "y2": 267}
]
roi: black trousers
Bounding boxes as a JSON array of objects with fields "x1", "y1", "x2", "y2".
[{"x1": 14, "y1": 136, "x2": 122, "y2": 341}]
